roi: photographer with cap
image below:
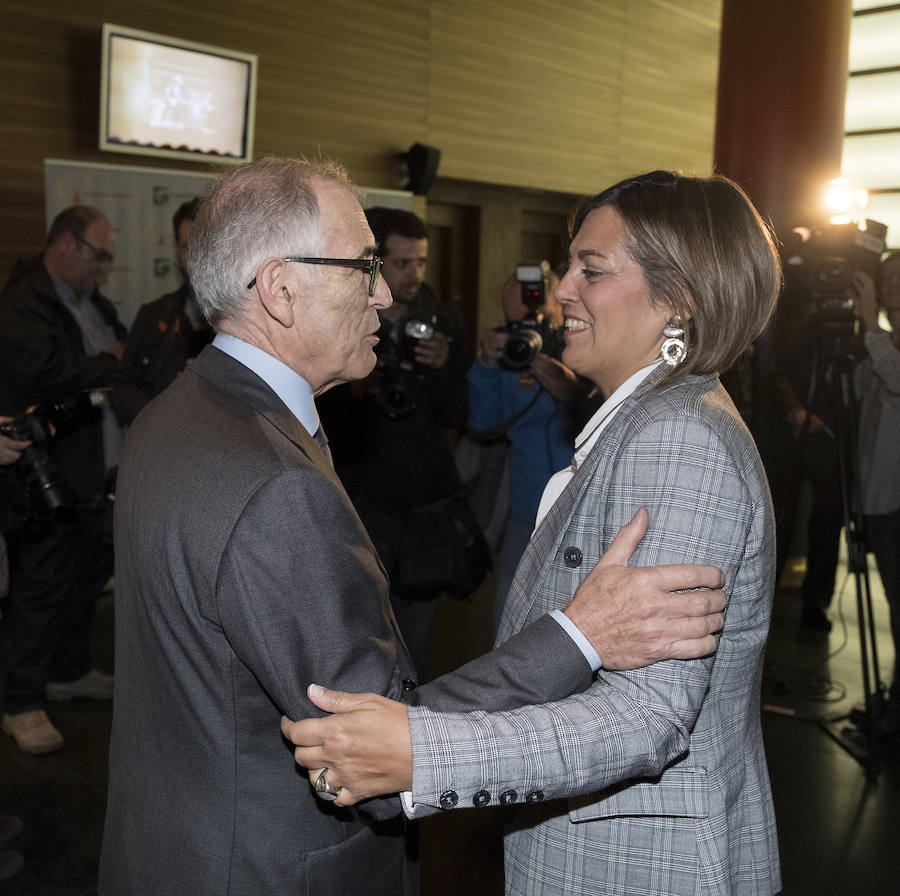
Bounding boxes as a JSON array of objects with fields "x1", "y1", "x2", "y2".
[
  {"x1": 853, "y1": 250, "x2": 900, "y2": 740},
  {"x1": 470, "y1": 262, "x2": 597, "y2": 632}
]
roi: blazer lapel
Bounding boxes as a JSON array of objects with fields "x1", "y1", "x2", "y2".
[{"x1": 496, "y1": 364, "x2": 679, "y2": 645}]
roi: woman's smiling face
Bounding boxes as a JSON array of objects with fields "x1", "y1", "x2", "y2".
[{"x1": 556, "y1": 205, "x2": 673, "y2": 396}]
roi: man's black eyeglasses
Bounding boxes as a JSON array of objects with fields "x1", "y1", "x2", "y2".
[
  {"x1": 246, "y1": 256, "x2": 383, "y2": 295},
  {"x1": 73, "y1": 232, "x2": 114, "y2": 264}
]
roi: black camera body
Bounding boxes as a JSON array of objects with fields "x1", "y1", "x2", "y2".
[
  {"x1": 499, "y1": 262, "x2": 562, "y2": 371},
  {"x1": 375, "y1": 316, "x2": 436, "y2": 419},
  {"x1": 1, "y1": 392, "x2": 103, "y2": 521},
  {"x1": 785, "y1": 219, "x2": 888, "y2": 339}
]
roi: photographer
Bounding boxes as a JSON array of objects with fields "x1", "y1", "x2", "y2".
[
  {"x1": 853, "y1": 252, "x2": 900, "y2": 738},
  {"x1": 0, "y1": 206, "x2": 124, "y2": 755},
  {"x1": 0, "y1": 421, "x2": 28, "y2": 881},
  {"x1": 318, "y1": 208, "x2": 481, "y2": 678},
  {"x1": 470, "y1": 263, "x2": 598, "y2": 632},
  {"x1": 111, "y1": 197, "x2": 212, "y2": 425},
  {"x1": 762, "y1": 227, "x2": 877, "y2": 636},
  {"x1": 0, "y1": 420, "x2": 30, "y2": 601}
]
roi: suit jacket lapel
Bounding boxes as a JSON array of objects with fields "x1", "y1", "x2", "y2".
[{"x1": 190, "y1": 345, "x2": 335, "y2": 479}]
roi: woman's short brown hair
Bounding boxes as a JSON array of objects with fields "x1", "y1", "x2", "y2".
[{"x1": 570, "y1": 170, "x2": 782, "y2": 383}]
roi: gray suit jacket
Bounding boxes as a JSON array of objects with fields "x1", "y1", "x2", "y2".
[
  {"x1": 407, "y1": 369, "x2": 781, "y2": 896},
  {"x1": 99, "y1": 346, "x2": 591, "y2": 896}
]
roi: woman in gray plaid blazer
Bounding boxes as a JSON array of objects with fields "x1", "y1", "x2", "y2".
[{"x1": 287, "y1": 171, "x2": 783, "y2": 896}]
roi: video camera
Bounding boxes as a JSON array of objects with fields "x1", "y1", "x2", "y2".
[
  {"x1": 784, "y1": 218, "x2": 888, "y2": 340},
  {"x1": 499, "y1": 262, "x2": 562, "y2": 371},
  {"x1": 374, "y1": 315, "x2": 437, "y2": 419},
  {"x1": 1, "y1": 391, "x2": 105, "y2": 521}
]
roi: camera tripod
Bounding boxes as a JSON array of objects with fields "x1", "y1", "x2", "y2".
[{"x1": 801, "y1": 323, "x2": 887, "y2": 779}]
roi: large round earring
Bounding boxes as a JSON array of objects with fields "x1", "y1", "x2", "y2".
[{"x1": 660, "y1": 316, "x2": 687, "y2": 367}]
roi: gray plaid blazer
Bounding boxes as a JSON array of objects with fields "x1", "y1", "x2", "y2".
[{"x1": 408, "y1": 369, "x2": 781, "y2": 896}]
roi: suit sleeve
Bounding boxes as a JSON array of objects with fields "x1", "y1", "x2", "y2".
[
  {"x1": 412, "y1": 614, "x2": 592, "y2": 712},
  {"x1": 213, "y1": 467, "x2": 407, "y2": 716},
  {"x1": 212, "y1": 465, "x2": 409, "y2": 817},
  {"x1": 405, "y1": 413, "x2": 754, "y2": 815}
]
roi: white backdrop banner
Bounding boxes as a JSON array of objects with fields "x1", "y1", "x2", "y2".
[
  {"x1": 44, "y1": 158, "x2": 215, "y2": 327},
  {"x1": 44, "y1": 159, "x2": 414, "y2": 328}
]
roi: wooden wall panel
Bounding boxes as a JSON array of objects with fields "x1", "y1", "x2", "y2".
[
  {"x1": 0, "y1": 0, "x2": 721, "y2": 285},
  {"x1": 619, "y1": 0, "x2": 723, "y2": 176},
  {"x1": 428, "y1": 0, "x2": 627, "y2": 191}
]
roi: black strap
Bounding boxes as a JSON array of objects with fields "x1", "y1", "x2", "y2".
[{"x1": 464, "y1": 387, "x2": 542, "y2": 445}]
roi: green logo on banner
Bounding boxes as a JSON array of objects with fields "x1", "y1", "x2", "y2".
[
  {"x1": 154, "y1": 258, "x2": 171, "y2": 277},
  {"x1": 153, "y1": 186, "x2": 170, "y2": 206}
]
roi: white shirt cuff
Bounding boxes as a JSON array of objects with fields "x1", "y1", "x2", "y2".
[{"x1": 549, "y1": 609, "x2": 603, "y2": 672}]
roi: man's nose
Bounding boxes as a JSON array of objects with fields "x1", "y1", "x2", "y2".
[{"x1": 372, "y1": 275, "x2": 392, "y2": 309}]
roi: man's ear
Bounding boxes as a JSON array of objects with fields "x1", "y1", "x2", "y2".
[{"x1": 253, "y1": 258, "x2": 295, "y2": 329}]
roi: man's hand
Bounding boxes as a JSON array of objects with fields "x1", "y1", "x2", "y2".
[
  {"x1": 529, "y1": 353, "x2": 577, "y2": 401},
  {"x1": 788, "y1": 407, "x2": 825, "y2": 439},
  {"x1": 478, "y1": 325, "x2": 508, "y2": 368},
  {"x1": 413, "y1": 330, "x2": 450, "y2": 369},
  {"x1": 0, "y1": 417, "x2": 30, "y2": 466},
  {"x1": 564, "y1": 508, "x2": 727, "y2": 669},
  {"x1": 281, "y1": 684, "x2": 412, "y2": 807}
]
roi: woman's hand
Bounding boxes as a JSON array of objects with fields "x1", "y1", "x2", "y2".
[{"x1": 281, "y1": 684, "x2": 413, "y2": 807}]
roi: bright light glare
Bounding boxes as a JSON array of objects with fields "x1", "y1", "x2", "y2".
[{"x1": 824, "y1": 178, "x2": 869, "y2": 223}]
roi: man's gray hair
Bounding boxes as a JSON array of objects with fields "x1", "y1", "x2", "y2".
[{"x1": 187, "y1": 156, "x2": 352, "y2": 328}]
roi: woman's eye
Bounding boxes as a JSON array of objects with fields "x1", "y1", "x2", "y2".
[{"x1": 582, "y1": 268, "x2": 605, "y2": 282}]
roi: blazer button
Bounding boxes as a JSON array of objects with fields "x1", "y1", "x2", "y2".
[
  {"x1": 563, "y1": 546, "x2": 583, "y2": 568},
  {"x1": 402, "y1": 678, "x2": 417, "y2": 692},
  {"x1": 499, "y1": 789, "x2": 517, "y2": 805},
  {"x1": 439, "y1": 790, "x2": 459, "y2": 809},
  {"x1": 473, "y1": 790, "x2": 491, "y2": 807},
  {"x1": 525, "y1": 789, "x2": 545, "y2": 804}
]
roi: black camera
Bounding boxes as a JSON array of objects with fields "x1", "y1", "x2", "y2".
[
  {"x1": 784, "y1": 219, "x2": 888, "y2": 338},
  {"x1": 375, "y1": 316, "x2": 436, "y2": 419},
  {"x1": 499, "y1": 263, "x2": 561, "y2": 371},
  {"x1": 1, "y1": 391, "x2": 105, "y2": 521}
]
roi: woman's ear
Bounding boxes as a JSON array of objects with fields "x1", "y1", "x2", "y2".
[{"x1": 253, "y1": 258, "x2": 295, "y2": 329}]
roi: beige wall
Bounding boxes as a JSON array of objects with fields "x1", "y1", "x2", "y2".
[{"x1": 0, "y1": 0, "x2": 722, "y2": 328}]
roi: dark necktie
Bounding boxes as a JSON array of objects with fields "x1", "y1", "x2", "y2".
[{"x1": 313, "y1": 425, "x2": 332, "y2": 466}]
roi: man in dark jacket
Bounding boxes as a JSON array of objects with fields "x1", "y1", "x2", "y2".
[
  {"x1": 0, "y1": 206, "x2": 124, "y2": 754},
  {"x1": 112, "y1": 198, "x2": 213, "y2": 424},
  {"x1": 318, "y1": 208, "x2": 479, "y2": 679}
]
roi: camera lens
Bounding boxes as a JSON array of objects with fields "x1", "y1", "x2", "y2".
[
  {"x1": 404, "y1": 319, "x2": 434, "y2": 341},
  {"x1": 501, "y1": 330, "x2": 542, "y2": 371}
]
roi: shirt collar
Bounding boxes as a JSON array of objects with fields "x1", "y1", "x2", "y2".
[
  {"x1": 572, "y1": 361, "x2": 660, "y2": 468},
  {"x1": 50, "y1": 274, "x2": 79, "y2": 308},
  {"x1": 212, "y1": 332, "x2": 320, "y2": 438}
]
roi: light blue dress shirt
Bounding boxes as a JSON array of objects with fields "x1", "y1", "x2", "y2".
[{"x1": 212, "y1": 332, "x2": 320, "y2": 438}]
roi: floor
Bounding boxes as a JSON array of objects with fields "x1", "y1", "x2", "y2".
[{"x1": 1, "y1": 548, "x2": 897, "y2": 895}]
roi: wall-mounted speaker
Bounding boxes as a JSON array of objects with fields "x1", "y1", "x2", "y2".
[{"x1": 401, "y1": 143, "x2": 441, "y2": 195}]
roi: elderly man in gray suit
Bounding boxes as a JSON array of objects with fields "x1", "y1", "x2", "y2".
[{"x1": 98, "y1": 157, "x2": 727, "y2": 896}]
